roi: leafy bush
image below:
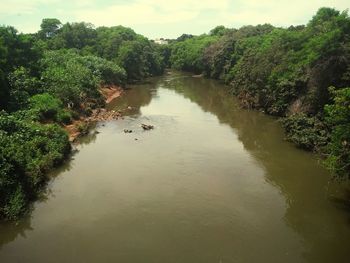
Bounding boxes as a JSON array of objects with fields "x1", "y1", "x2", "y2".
[
  {"x1": 7, "y1": 67, "x2": 42, "y2": 111},
  {"x1": 56, "y1": 110, "x2": 73, "y2": 124},
  {"x1": 0, "y1": 112, "x2": 70, "y2": 219},
  {"x1": 324, "y1": 87, "x2": 350, "y2": 178},
  {"x1": 28, "y1": 93, "x2": 72, "y2": 124},
  {"x1": 282, "y1": 114, "x2": 329, "y2": 151},
  {"x1": 77, "y1": 55, "x2": 126, "y2": 85},
  {"x1": 40, "y1": 49, "x2": 101, "y2": 107}
]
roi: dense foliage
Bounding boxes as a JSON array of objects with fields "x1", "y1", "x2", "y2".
[
  {"x1": 0, "y1": 112, "x2": 70, "y2": 219},
  {"x1": 1, "y1": 7, "x2": 350, "y2": 219},
  {"x1": 324, "y1": 87, "x2": 350, "y2": 178},
  {"x1": 168, "y1": 7, "x2": 350, "y2": 178},
  {"x1": 170, "y1": 35, "x2": 219, "y2": 73},
  {"x1": 40, "y1": 49, "x2": 126, "y2": 108},
  {"x1": 40, "y1": 22, "x2": 165, "y2": 82},
  {"x1": 0, "y1": 19, "x2": 166, "y2": 220}
]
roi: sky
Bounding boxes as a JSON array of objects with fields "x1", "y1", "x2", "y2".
[{"x1": 0, "y1": 0, "x2": 349, "y2": 39}]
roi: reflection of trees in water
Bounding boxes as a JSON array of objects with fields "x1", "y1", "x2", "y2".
[
  {"x1": 1, "y1": 73, "x2": 348, "y2": 261},
  {"x1": 164, "y1": 73, "x2": 350, "y2": 263},
  {"x1": 0, "y1": 147, "x2": 76, "y2": 250},
  {"x1": 74, "y1": 124, "x2": 98, "y2": 146},
  {"x1": 0, "y1": 77, "x2": 159, "y2": 248},
  {"x1": 108, "y1": 79, "x2": 159, "y2": 117},
  {"x1": 39, "y1": 154, "x2": 75, "y2": 202},
  {"x1": 0, "y1": 216, "x2": 33, "y2": 250},
  {"x1": 0, "y1": 81, "x2": 158, "y2": 251}
]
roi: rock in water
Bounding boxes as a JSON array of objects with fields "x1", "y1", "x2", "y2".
[{"x1": 141, "y1": 124, "x2": 154, "y2": 130}]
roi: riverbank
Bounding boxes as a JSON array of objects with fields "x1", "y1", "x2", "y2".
[
  {"x1": 64, "y1": 85, "x2": 124, "y2": 142},
  {"x1": 2, "y1": 72, "x2": 348, "y2": 262}
]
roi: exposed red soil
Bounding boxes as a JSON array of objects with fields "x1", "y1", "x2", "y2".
[
  {"x1": 100, "y1": 85, "x2": 123, "y2": 104},
  {"x1": 64, "y1": 85, "x2": 124, "y2": 142}
]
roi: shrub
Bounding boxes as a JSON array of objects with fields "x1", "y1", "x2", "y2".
[
  {"x1": 282, "y1": 114, "x2": 329, "y2": 151},
  {"x1": 324, "y1": 87, "x2": 350, "y2": 178},
  {"x1": 0, "y1": 112, "x2": 70, "y2": 220},
  {"x1": 27, "y1": 93, "x2": 72, "y2": 124}
]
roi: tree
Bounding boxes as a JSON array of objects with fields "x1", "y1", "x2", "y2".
[
  {"x1": 0, "y1": 26, "x2": 41, "y2": 110},
  {"x1": 7, "y1": 67, "x2": 41, "y2": 111},
  {"x1": 38, "y1": 18, "x2": 62, "y2": 39},
  {"x1": 170, "y1": 34, "x2": 219, "y2": 73},
  {"x1": 116, "y1": 40, "x2": 144, "y2": 81},
  {"x1": 176, "y1": 34, "x2": 194, "y2": 42},
  {"x1": 210, "y1": 25, "x2": 228, "y2": 36}
]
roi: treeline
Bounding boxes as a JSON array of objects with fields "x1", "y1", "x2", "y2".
[
  {"x1": 167, "y1": 8, "x2": 350, "y2": 179},
  {"x1": 0, "y1": 19, "x2": 166, "y2": 220},
  {"x1": 2, "y1": 8, "x2": 349, "y2": 220}
]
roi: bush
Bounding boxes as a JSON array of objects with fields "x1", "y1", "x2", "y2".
[
  {"x1": 282, "y1": 114, "x2": 329, "y2": 151},
  {"x1": 40, "y1": 50, "x2": 101, "y2": 107},
  {"x1": 0, "y1": 112, "x2": 71, "y2": 220},
  {"x1": 7, "y1": 67, "x2": 42, "y2": 111},
  {"x1": 56, "y1": 110, "x2": 72, "y2": 124},
  {"x1": 76, "y1": 55, "x2": 126, "y2": 86},
  {"x1": 27, "y1": 93, "x2": 72, "y2": 124},
  {"x1": 324, "y1": 87, "x2": 350, "y2": 178}
]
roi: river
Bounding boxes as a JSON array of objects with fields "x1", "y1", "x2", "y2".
[{"x1": 0, "y1": 71, "x2": 349, "y2": 263}]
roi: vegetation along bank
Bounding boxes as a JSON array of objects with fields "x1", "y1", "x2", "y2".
[
  {"x1": 1, "y1": 7, "x2": 350, "y2": 221},
  {"x1": 0, "y1": 20, "x2": 166, "y2": 220},
  {"x1": 166, "y1": 7, "x2": 350, "y2": 180}
]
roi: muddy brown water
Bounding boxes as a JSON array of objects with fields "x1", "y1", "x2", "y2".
[{"x1": 1, "y1": 71, "x2": 349, "y2": 263}]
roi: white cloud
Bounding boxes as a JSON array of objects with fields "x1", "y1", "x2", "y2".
[
  {"x1": 74, "y1": 3, "x2": 195, "y2": 25},
  {"x1": 69, "y1": 0, "x2": 350, "y2": 35},
  {"x1": 224, "y1": 0, "x2": 350, "y2": 27},
  {"x1": 146, "y1": 0, "x2": 230, "y2": 12},
  {"x1": 0, "y1": 0, "x2": 349, "y2": 37},
  {"x1": 72, "y1": 0, "x2": 230, "y2": 26},
  {"x1": 0, "y1": 0, "x2": 58, "y2": 15}
]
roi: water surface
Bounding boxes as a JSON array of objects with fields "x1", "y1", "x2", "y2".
[{"x1": 0, "y1": 71, "x2": 349, "y2": 263}]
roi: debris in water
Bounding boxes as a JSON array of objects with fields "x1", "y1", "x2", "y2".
[
  {"x1": 141, "y1": 124, "x2": 154, "y2": 130},
  {"x1": 123, "y1": 129, "x2": 133, "y2": 133}
]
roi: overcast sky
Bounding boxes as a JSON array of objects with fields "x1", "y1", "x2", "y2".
[{"x1": 0, "y1": 0, "x2": 349, "y2": 39}]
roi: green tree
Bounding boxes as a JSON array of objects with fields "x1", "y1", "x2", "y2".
[
  {"x1": 170, "y1": 34, "x2": 219, "y2": 73},
  {"x1": 116, "y1": 40, "x2": 145, "y2": 81},
  {"x1": 210, "y1": 25, "x2": 228, "y2": 36},
  {"x1": 38, "y1": 18, "x2": 62, "y2": 39},
  {"x1": 7, "y1": 67, "x2": 41, "y2": 111},
  {"x1": 0, "y1": 26, "x2": 41, "y2": 110}
]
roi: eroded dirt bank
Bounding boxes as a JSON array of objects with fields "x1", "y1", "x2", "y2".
[{"x1": 64, "y1": 86, "x2": 124, "y2": 142}]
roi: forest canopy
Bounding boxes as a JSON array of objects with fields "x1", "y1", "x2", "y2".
[
  {"x1": 0, "y1": 20, "x2": 166, "y2": 220},
  {"x1": 1, "y1": 7, "x2": 350, "y2": 220},
  {"x1": 167, "y1": 7, "x2": 350, "y2": 179}
]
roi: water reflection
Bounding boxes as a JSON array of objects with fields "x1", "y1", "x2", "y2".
[
  {"x1": 0, "y1": 71, "x2": 349, "y2": 263},
  {"x1": 107, "y1": 80, "x2": 158, "y2": 117},
  {"x1": 0, "y1": 217, "x2": 33, "y2": 250},
  {"x1": 162, "y1": 72, "x2": 350, "y2": 263},
  {"x1": 0, "y1": 151, "x2": 76, "y2": 249},
  {"x1": 0, "y1": 86, "x2": 156, "y2": 250}
]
